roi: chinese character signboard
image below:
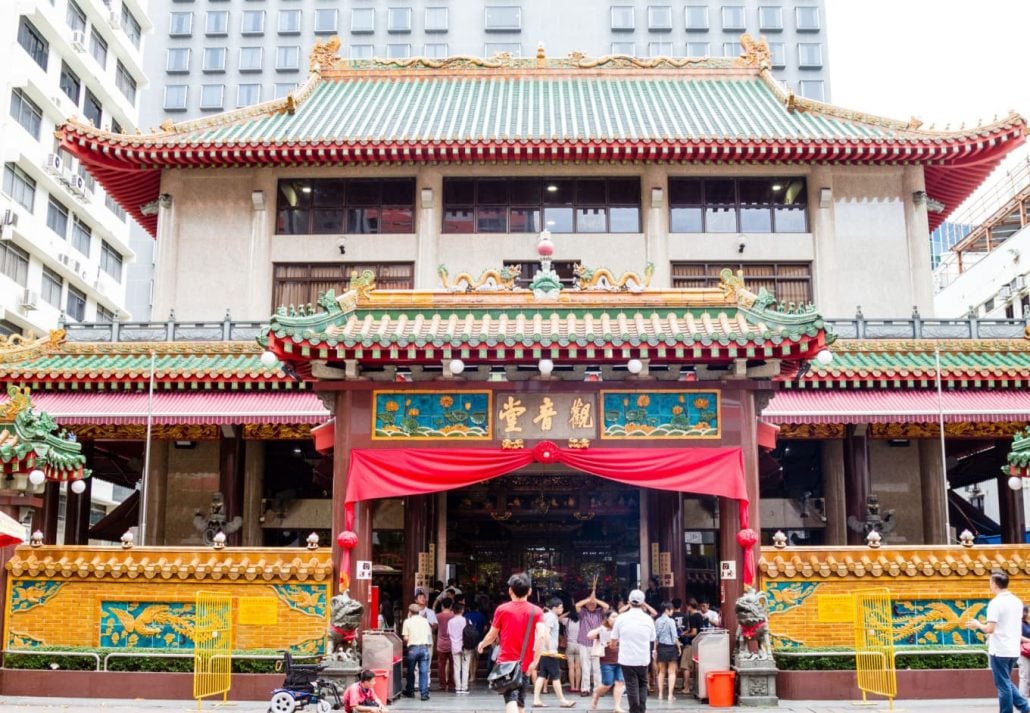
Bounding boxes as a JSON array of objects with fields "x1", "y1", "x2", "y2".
[
  {"x1": 372, "y1": 391, "x2": 492, "y2": 440},
  {"x1": 492, "y1": 393, "x2": 598, "y2": 440},
  {"x1": 600, "y1": 391, "x2": 720, "y2": 439}
]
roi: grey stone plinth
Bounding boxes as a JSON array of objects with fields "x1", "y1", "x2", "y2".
[
  {"x1": 733, "y1": 658, "x2": 779, "y2": 707},
  {"x1": 319, "y1": 660, "x2": 360, "y2": 691}
]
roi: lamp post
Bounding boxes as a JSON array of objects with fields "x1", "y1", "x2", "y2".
[
  {"x1": 139, "y1": 350, "x2": 156, "y2": 544},
  {"x1": 934, "y1": 347, "x2": 951, "y2": 542}
]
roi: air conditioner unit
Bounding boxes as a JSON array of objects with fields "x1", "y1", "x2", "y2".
[
  {"x1": 69, "y1": 174, "x2": 86, "y2": 196},
  {"x1": 1015, "y1": 274, "x2": 1027, "y2": 292},
  {"x1": 45, "y1": 153, "x2": 63, "y2": 175},
  {"x1": 998, "y1": 285, "x2": 1013, "y2": 301},
  {"x1": 72, "y1": 259, "x2": 82, "y2": 273},
  {"x1": 71, "y1": 31, "x2": 86, "y2": 52},
  {"x1": 80, "y1": 269, "x2": 89, "y2": 281},
  {"x1": 108, "y1": 11, "x2": 121, "y2": 30},
  {"x1": 20, "y1": 289, "x2": 38, "y2": 311}
]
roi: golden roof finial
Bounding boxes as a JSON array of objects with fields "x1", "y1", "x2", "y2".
[
  {"x1": 536, "y1": 42, "x2": 546, "y2": 68},
  {"x1": 1, "y1": 385, "x2": 31, "y2": 422},
  {"x1": 310, "y1": 36, "x2": 341, "y2": 72},
  {"x1": 736, "y1": 34, "x2": 771, "y2": 70}
]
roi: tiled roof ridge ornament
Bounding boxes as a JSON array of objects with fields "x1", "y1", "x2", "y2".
[
  {"x1": 573, "y1": 263, "x2": 654, "y2": 292},
  {"x1": 1005, "y1": 425, "x2": 1030, "y2": 476},
  {"x1": 719, "y1": 268, "x2": 827, "y2": 332},
  {"x1": 0, "y1": 329, "x2": 65, "y2": 365},
  {"x1": 439, "y1": 265, "x2": 522, "y2": 293},
  {"x1": 735, "y1": 34, "x2": 772, "y2": 71},
  {"x1": 528, "y1": 230, "x2": 562, "y2": 300},
  {"x1": 0, "y1": 385, "x2": 91, "y2": 483},
  {"x1": 309, "y1": 36, "x2": 341, "y2": 73}
]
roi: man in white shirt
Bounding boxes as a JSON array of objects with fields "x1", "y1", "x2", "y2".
[
  {"x1": 610, "y1": 589, "x2": 656, "y2": 713},
  {"x1": 966, "y1": 571, "x2": 1030, "y2": 713}
]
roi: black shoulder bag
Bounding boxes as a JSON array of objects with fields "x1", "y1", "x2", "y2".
[{"x1": 487, "y1": 611, "x2": 537, "y2": 694}]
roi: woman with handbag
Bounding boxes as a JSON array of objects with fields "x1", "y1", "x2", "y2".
[
  {"x1": 478, "y1": 573, "x2": 546, "y2": 713},
  {"x1": 1019, "y1": 606, "x2": 1030, "y2": 696}
]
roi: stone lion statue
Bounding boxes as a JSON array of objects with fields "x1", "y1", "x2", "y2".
[
  {"x1": 327, "y1": 590, "x2": 364, "y2": 664},
  {"x1": 734, "y1": 588, "x2": 772, "y2": 661}
]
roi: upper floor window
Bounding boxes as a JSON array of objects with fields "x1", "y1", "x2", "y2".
[
  {"x1": 237, "y1": 84, "x2": 261, "y2": 107},
  {"x1": 611, "y1": 42, "x2": 636, "y2": 56},
  {"x1": 386, "y1": 44, "x2": 411, "y2": 59},
  {"x1": 0, "y1": 242, "x2": 29, "y2": 288},
  {"x1": 276, "y1": 178, "x2": 416, "y2": 235},
  {"x1": 121, "y1": 4, "x2": 142, "y2": 48},
  {"x1": 796, "y1": 6, "x2": 820, "y2": 31},
  {"x1": 42, "y1": 266, "x2": 63, "y2": 308},
  {"x1": 648, "y1": 6, "x2": 672, "y2": 31},
  {"x1": 668, "y1": 177, "x2": 808, "y2": 233},
  {"x1": 242, "y1": 10, "x2": 265, "y2": 34},
  {"x1": 84, "y1": 90, "x2": 103, "y2": 127},
  {"x1": 352, "y1": 8, "x2": 375, "y2": 33},
  {"x1": 758, "y1": 6, "x2": 783, "y2": 31},
  {"x1": 721, "y1": 42, "x2": 740, "y2": 58},
  {"x1": 672, "y1": 262, "x2": 812, "y2": 304},
  {"x1": 685, "y1": 42, "x2": 709, "y2": 58},
  {"x1": 649, "y1": 42, "x2": 672, "y2": 58},
  {"x1": 201, "y1": 84, "x2": 224, "y2": 110},
  {"x1": 66, "y1": 285, "x2": 86, "y2": 322},
  {"x1": 315, "y1": 9, "x2": 338, "y2": 34},
  {"x1": 206, "y1": 10, "x2": 229, "y2": 35},
  {"x1": 388, "y1": 7, "x2": 412, "y2": 33},
  {"x1": 721, "y1": 6, "x2": 746, "y2": 31},
  {"x1": 685, "y1": 6, "x2": 708, "y2": 31},
  {"x1": 798, "y1": 80, "x2": 825, "y2": 102},
  {"x1": 351, "y1": 45, "x2": 374, "y2": 60},
  {"x1": 486, "y1": 42, "x2": 522, "y2": 57},
  {"x1": 116, "y1": 61, "x2": 137, "y2": 104},
  {"x1": 18, "y1": 18, "x2": 49, "y2": 71},
  {"x1": 3, "y1": 162, "x2": 35, "y2": 212},
  {"x1": 442, "y1": 178, "x2": 641, "y2": 234},
  {"x1": 203, "y1": 47, "x2": 227, "y2": 72},
  {"x1": 60, "y1": 62, "x2": 82, "y2": 105},
  {"x1": 9, "y1": 89, "x2": 42, "y2": 140},
  {"x1": 71, "y1": 216, "x2": 92, "y2": 255},
  {"x1": 274, "y1": 83, "x2": 296, "y2": 99},
  {"x1": 47, "y1": 196, "x2": 69, "y2": 238},
  {"x1": 169, "y1": 12, "x2": 193, "y2": 36},
  {"x1": 100, "y1": 241, "x2": 123, "y2": 282},
  {"x1": 425, "y1": 7, "x2": 448, "y2": 32},
  {"x1": 278, "y1": 9, "x2": 302, "y2": 34},
  {"x1": 769, "y1": 42, "x2": 786, "y2": 68},
  {"x1": 797, "y1": 43, "x2": 823, "y2": 68},
  {"x1": 96, "y1": 304, "x2": 115, "y2": 323},
  {"x1": 272, "y1": 262, "x2": 414, "y2": 310},
  {"x1": 164, "y1": 85, "x2": 188, "y2": 111},
  {"x1": 276, "y1": 46, "x2": 301, "y2": 71},
  {"x1": 611, "y1": 6, "x2": 635, "y2": 31},
  {"x1": 90, "y1": 30, "x2": 108, "y2": 68},
  {"x1": 67, "y1": 1, "x2": 87, "y2": 33},
  {"x1": 167, "y1": 48, "x2": 190, "y2": 73},
  {"x1": 485, "y1": 6, "x2": 521, "y2": 31},
  {"x1": 240, "y1": 47, "x2": 263, "y2": 72},
  {"x1": 424, "y1": 43, "x2": 449, "y2": 58}
]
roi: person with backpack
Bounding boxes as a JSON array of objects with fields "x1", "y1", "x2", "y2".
[
  {"x1": 466, "y1": 600, "x2": 487, "y2": 687},
  {"x1": 448, "y1": 602, "x2": 473, "y2": 694}
]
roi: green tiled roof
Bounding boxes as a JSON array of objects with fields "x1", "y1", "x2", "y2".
[
  {"x1": 1008, "y1": 427, "x2": 1030, "y2": 472},
  {"x1": 802, "y1": 348, "x2": 1030, "y2": 387}
]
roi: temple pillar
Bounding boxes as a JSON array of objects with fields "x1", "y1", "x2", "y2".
[
  {"x1": 844, "y1": 425, "x2": 871, "y2": 545},
  {"x1": 998, "y1": 447, "x2": 1026, "y2": 544},
  {"x1": 64, "y1": 483, "x2": 82, "y2": 546},
  {"x1": 643, "y1": 165, "x2": 670, "y2": 286},
  {"x1": 639, "y1": 489, "x2": 650, "y2": 587},
  {"x1": 403, "y1": 495, "x2": 430, "y2": 602},
  {"x1": 918, "y1": 439, "x2": 948, "y2": 544},
  {"x1": 74, "y1": 475, "x2": 93, "y2": 544},
  {"x1": 415, "y1": 168, "x2": 442, "y2": 289},
  {"x1": 718, "y1": 498, "x2": 741, "y2": 636},
  {"x1": 144, "y1": 440, "x2": 169, "y2": 545},
  {"x1": 821, "y1": 439, "x2": 847, "y2": 545},
  {"x1": 653, "y1": 490, "x2": 686, "y2": 604},
  {"x1": 243, "y1": 440, "x2": 265, "y2": 546},
  {"x1": 435, "y1": 491, "x2": 447, "y2": 584},
  {"x1": 219, "y1": 426, "x2": 245, "y2": 546},
  {"x1": 42, "y1": 480, "x2": 60, "y2": 544}
]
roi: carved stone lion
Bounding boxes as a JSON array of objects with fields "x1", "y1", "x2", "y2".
[
  {"x1": 734, "y1": 588, "x2": 772, "y2": 661},
  {"x1": 327, "y1": 590, "x2": 364, "y2": 664}
]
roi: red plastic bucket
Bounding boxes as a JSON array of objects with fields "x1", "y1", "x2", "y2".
[
  {"x1": 371, "y1": 668, "x2": 389, "y2": 704},
  {"x1": 706, "y1": 670, "x2": 735, "y2": 707}
]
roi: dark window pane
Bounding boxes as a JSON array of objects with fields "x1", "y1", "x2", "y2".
[
  {"x1": 346, "y1": 207, "x2": 380, "y2": 233},
  {"x1": 544, "y1": 207, "x2": 574, "y2": 232},
  {"x1": 380, "y1": 207, "x2": 414, "y2": 232},
  {"x1": 576, "y1": 180, "x2": 606, "y2": 205},
  {"x1": 509, "y1": 179, "x2": 541, "y2": 204},
  {"x1": 312, "y1": 210, "x2": 344, "y2": 233},
  {"x1": 669, "y1": 179, "x2": 702, "y2": 205},
  {"x1": 477, "y1": 207, "x2": 507, "y2": 232},
  {"x1": 278, "y1": 210, "x2": 309, "y2": 234},
  {"x1": 609, "y1": 206, "x2": 640, "y2": 232},
  {"x1": 608, "y1": 178, "x2": 641, "y2": 205},
  {"x1": 477, "y1": 180, "x2": 509, "y2": 205},
  {"x1": 670, "y1": 207, "x2": 703, "y2": 232},
  {"x1": 774, "y1": 206, "x2": 807, "y2": 232},
  {"x1": 705, "y1": 206, "x2": 737, "y2": 232},
  {"x1": 381, "y1": 180, "x2": 415, "y2": 205},
  {"x1": 443, "y1": 179, "x2": 475, "y2": 205},
  {"x1": 509, "y1": 208, "x2": 541, "y2": 233},
  {"x1": 704, "y1": 179, "x2": 736, "y2": 205},
  {"x1": 778, "y1": 179, "x2": 807, "y2": 206},
  {"x1": 348, "y1": 180, "x2": 380, "y2": 206},
  {"x1": 738, "y1": 179, "x2": 773, "y2": 206},
  {"x1": 740, "y1": 207, "x2": 772, "y2": 233},
  {"x1": 576, "y1": 207, "x2": 606, "y2": 232},
  {"x1": 279, "y1": 181, "x2": 312, "y2": 208},
  {"x1": 443, "y1": 209, "x2": 474, "y2": 233},
  {"x1": 312, "y1": 180, "x2": 345, "y2": 207},
  {"x1": 543, "y1": 181, "x2": 574, "y2": 205}
]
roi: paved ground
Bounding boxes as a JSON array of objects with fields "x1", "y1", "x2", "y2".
[{"x1": 0, "y1": 691, "x2": 1001, "y2": 712}]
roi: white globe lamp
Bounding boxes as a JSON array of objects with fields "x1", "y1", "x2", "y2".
[
  {"x1": 448, "y1": 359, "x2": 465, "y2": 376},
  {"x1": 259, "y1": 350, "x2": 279, "y2": 367},
  {"x1": 28, "y1": 469, "x2": 45, "y2": 486},
  {"x1": 70, "y1": 479, "x2": 86, "y2": 494},
  {"x1": 1008, "y1": 476, "x2": 1024, "y2": 491},
  {"x1": 538, "y1": 359, "x2": 554, "y2": 376},
  {"x1": 627, "y1": 359, "x2": 644, "y2": 375},
  {"x1": 815, "y1": 349, "x2": 833, "y2": 366}
]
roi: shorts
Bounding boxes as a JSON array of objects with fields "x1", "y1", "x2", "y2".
[
  {"x1": 657, "y1": 643, "x2": 679, "y2": 663},
  {"x1": 538, "y1": 655, "x2": 562, "y2": 682},
  {"x1": 600, "y1": 663, "x2": 624, "y2": 687},
  {"x1": 566, "y1": 646, "x2": 579, "y2": 659},
  {"x1": 502, "y1": 676, "x2": 530, "y2": 706}
]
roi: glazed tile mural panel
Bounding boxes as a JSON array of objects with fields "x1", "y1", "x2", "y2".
[
  {"x1": 372, "y1": 391, "x2": 492, "y2": 440},
  {"x1": 600, "y1": 391, "x2": 720, "y2": 439},
  {"x1": 100, "y1": 601, "x2": 195, "y2": 649}
]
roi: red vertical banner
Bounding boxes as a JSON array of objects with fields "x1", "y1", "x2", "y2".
[{"x1": 370, "y1": 585, "x2": 380, "y2": 630}]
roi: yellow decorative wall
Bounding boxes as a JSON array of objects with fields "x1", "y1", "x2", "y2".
[
  {"x1": 4, "y1": 546, "x2": 333, "y2": 656},
  {"x1": 760, "y1": 545, "x2": 1030, "y2": 651}
]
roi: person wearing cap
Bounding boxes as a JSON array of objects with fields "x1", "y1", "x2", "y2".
[
  {"x1": 610, "y1": 589, "x2": 656, "y2": 713},
  {"x1": 402, "y1": 603, "x2": 434, "y2": 701}
]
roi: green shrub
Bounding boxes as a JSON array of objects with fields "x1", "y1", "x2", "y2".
[
  {"x1": 775, "y1": 651, "x2": 988, "y2": 671},
  {"x1": 3, "y1": 647, "x2": 302, "y2": 673}
]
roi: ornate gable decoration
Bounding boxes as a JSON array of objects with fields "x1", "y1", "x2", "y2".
[{"x1": 0, "y1": 386, "x2": 90, "y2": 483}]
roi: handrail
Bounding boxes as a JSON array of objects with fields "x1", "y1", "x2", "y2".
[
  {"x1": 775, "y1": 648, "x2": 986, "y2": 657},
  {"x1": 4, "y1": 648, "x2": 102, "y2": 671},
  {"x1": 101, "y1": 650, "x2": 321, "y2": 672}
]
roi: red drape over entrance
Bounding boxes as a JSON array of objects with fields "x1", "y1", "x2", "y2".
[{"x1": 342, "y1": 441, "x2": 756, "y2": 585}]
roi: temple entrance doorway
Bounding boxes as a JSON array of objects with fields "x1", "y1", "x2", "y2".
[{"x1": 446, "y1": 471, "x2": 640, "y2": 600}]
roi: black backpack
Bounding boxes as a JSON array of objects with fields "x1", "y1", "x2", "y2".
[{"x1": 462, "y1": 622, "x2": 480, "y2": 651}]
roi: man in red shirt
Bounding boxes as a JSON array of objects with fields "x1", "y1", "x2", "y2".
[
  {"x1": 478, "y1": 573, "x2": 547, "y2": 713},
  {"x1": 342, "y1": 669, "x2": 389, "y2": 713}
]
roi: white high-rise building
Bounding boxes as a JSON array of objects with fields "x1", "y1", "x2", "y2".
[{"x1": 0, "y1": 0, "x2": 149, "y2": 336}]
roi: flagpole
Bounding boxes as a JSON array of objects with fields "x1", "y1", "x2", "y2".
[
  {"x1": 934, "y1": 346, "x2": 951, "y2": 542},
  {"x1": 139, "y1": 350, "x2": 156, "y2": 544}
]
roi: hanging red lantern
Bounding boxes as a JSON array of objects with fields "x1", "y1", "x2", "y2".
[
  {"x1": 337, "y1": 530, "x2": 359, "y2": 550},
  {"x1": 533, "y1": 440, "x2": 560, "y2": 464},
  {"x1": 736, "y1": 528, "x2": 758, "y2": 548}
]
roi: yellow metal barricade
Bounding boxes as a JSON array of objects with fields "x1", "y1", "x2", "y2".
[
  {"x1": 194, "y1": 591, "x2": 233, "y2": 707},
  {"x1": 854, "y1": 587, "x2": 897, "y2": 709}
]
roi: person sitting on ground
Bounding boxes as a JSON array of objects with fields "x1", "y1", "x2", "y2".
[
  {"x1": 343, "y1": 669, "x2": 389, "y2": 713},
  {"x1": 533, "y1": 597, "x2": 576, "y2": 708}
]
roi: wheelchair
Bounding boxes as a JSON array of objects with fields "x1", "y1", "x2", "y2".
[{"x1": 268, "y1": 651, "x2": 343, "y2": 713}]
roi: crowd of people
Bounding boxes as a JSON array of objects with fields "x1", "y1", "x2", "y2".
[{"x1": 381, "y1": 575, "x2": 721, "y2": 712}]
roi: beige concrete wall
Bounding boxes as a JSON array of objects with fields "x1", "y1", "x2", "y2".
[
  {"x1": 869, "y1": 440, "x2": 924, "y2": 545},
  {"x1": 164, "y1": 442, "x2": 220, "y2": 545}
]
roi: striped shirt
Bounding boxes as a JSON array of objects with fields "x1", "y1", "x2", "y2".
[{"x1": 655, "y1": 614, "x2": 678, "y2": 646}]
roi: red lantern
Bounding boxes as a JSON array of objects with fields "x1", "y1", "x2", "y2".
[
  {"x1": 337, "y1": 530, "x2": 359, "y2": 550},
  {"x1": 533, "y1": 440, "x2": 560, "y2": 464},
  {"x1": 736, "y1": 528, "x2": 758, "y2": 548}
]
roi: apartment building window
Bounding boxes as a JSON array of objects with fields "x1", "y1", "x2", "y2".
[
  {"x1": 18, "y1": 18, "x2": 48, "y2": 70},
  {"x1": 3, "y1": 163, "x2": 35, "y2": 212},
  {"x1": 276, "y1": 178, "x2": 416, "y2": 235},
  {"x1": 798, "y1": 43, "x2": 823, "y2": 68},
  {"x1": 90, "y1": 30, "x2": 108, "y2": 68},
  {"x1": 164, "y1": 85, "x2": 188, "y2": 111},
  {"x1": 758, "y1": 6, "x2": 783, "y2": 31},
  {"x1": 769, "y1": 42, "x2": 786, "y2": 68},
  {"x1": 272, "y1": 262, "x2": 414, "y2": 310},
  {"x1": 443, "y1": 178, "x2": 641, "y2": 234},
  {"x1": 424, "y1": 43, "x2": 449, "y2": 58},
  {"x1": 485, "y1": 6, "x2": 521, "y2": 31},
  {"x1": 42, "y1": 267, "x2": 63, "y2": 308},
  {"x1": 721, "y1": 6, "x2": 746, "y2": 31},
  {"x1": 685, "y1": 42, "x2": 709, "y2": 57},
  {"x1": 648, "y1": 6, "x2": 672, "y2": 31},
  {"x1": 352, "y1": 8, "x2": 375, "y2": 33},
  {"x1": 276, "y1": 46, "x2": 301, "y2": 71},
  {"x1": 798, "y1": 80, "x2": 825, "y2": 101},
  {"x1": 388, "y1": 8, "x2": 412, "y2": 33},
  {"x1": 167, "y1": 48, "x2": 190, "y2": 73},
  {"x1": 486, "y1": 43, "x2": 522, "y2": 57},
  {"x1": 96, "y1": 304, "x2": 115, "y2": 323},
  {"x1": 722, "y1": 42, "x2": 740, "y2": 58},
  {"x1": 796, "y1": 6, "x2": 820, "y2": 31},
  {"x1": 0, "y1": 243, "x2": 29, "y2": 287},
  {"x1": 351, "y1": 45, "x2": 374, "y2": 60},
  {"x1": 66, "y1": 285, "x2": 86, "y2": 322},
  {"x1": 649, "y1": 42, "x2": 672, "y2": 58},
  {"x1": 386, "y1": 44, "x2": 411, "y2": 59},
  {"x1": 237, "y1": 84, "x2": 261, "y2": 107},
  {"x1": 84, "y1": 90, "x2": 102, "y2": 127},
  {"x1": 611, "y1": 42, "x2": 636, "y2": 55},
  {"x1": 203, "y1": 47, "x2": 227, "y2": 72},
  {"x1": 71, "y1": 217, "x2": 92, "y2": 255},
  {"x1": 200, "y1": 84, "x2": 224, "y2": 109},
  {"x1": 60, "y1": 62, "x2": 82, "y2": 105},
  {"x1": 47, "y1": 197, "x2": 69, "y2": 238},
  {"x1": 685, "y1": 6, "x2": 708, "y2": 31},
  {"x1": 314, "y1": 9, "x2": 338, "y2": 34},
  {"x1": 274, "y1": 83, "x2": 296, "y2": 99},
  {"x1": 668, "y1": 177, "x2": 808, "y2": 233},
  {"x1": 206, "y1": 10, "x2": 229, "y2": 35},
  {"x1": 100, "y1": 241, "x2": 123, "y2": 281},
  {"x1": 115, "y1": 62, "x2": 136, "y2": 103},
  {"x1": 279, "y1": 9, "x2": 301, "y2": 34},
  {"x1": 169, "y1": 12, "x2": 193, "y2": 36},
  {"x1": 239, "y1": 47, "x2": 263, "y2": 72},
  {"x1": 425, "y1": 8, "x2": 448, "y2": 32},
  {"x1": 672, "y1": 262, "x2": 812, "y2": 304},
  {"x1": 243, "y1": 11, "x2": 267, "y2": 36},
  {"x1": 111, "y1": 119, "x2": 122, "y2": 134},
  {"x1": 105, "y1": 194, "x2": 126, "y2": 221},
  {"x1": 121, "y1": 5, "x2": 142, "y2": 48},
  {"x1": 10, "y1": 89, "x2": 42, "y2": 140},
  {"x1": 611, "y1": 6, "x2": 635, "y2": 31},
  {"x1": 67, "y1": 1, "x2": 87, "y2": 33}
]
